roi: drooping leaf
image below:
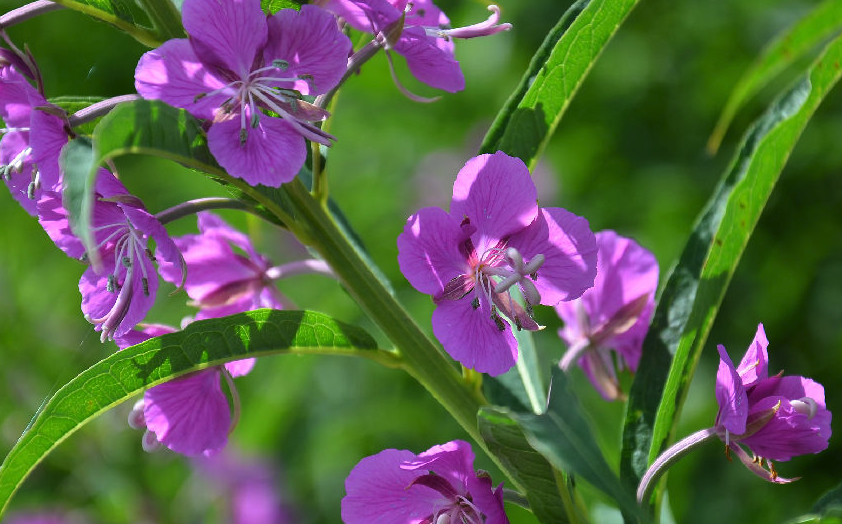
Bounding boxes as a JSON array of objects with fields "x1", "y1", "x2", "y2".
[
  {"x1": 59, "y1": 137, "x2": 99, "y2": 266},
  {"x1": 621, "y1": 32, "x2": 842, "y2": 517},
  {"x1": 478, "y1": 408, "x2": 569, "y2": 524},
  {"x1": 49, "y1": 0, "x2": 163, "y2": 47},
  {"x1": 707, "y1": 0, "x2": 842, "y2": 153},
  {"x1": 513, "y1": 368, "x2": 645, "y2": 522},
  {"x1": 0, "y1": 309, "x2": 387, "y2": 517},
  {"x1": 479, "y1": 0, "x2": 642, "y2": 170}
]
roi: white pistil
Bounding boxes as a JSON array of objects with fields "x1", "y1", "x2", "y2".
[
  {"x1": 790, "y1": 397, "x2": 818, "y2": 419},
  {"x1": 491, "y1": 247, "x2": 545, "y2": 304}
]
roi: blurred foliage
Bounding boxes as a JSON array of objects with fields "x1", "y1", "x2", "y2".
[{"x1": 1, "y1": 0, "x2": 841, "y2": 523}]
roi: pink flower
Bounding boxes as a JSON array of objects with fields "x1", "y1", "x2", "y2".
[
  {"x1": 134, "y1": 0, "x2": 351, "y2": 186},
  {"x1": 342, "y1": 440, "x2": 508, "y2": 524},
  {"x1": 398, "y1": 151, "x2": 596, "y2": 375},
  {"x1": 715, "y1": 324, "x2": 831, "y2": 482},
  {"x1": 318, "y1": 0, "x2": 510, "y2": 93},
  {"x1": 556, "y1": 231, "x2": 659, "y2": 400},
  {"x1": 119, "y1": 324, "x2": 254, "y2": 457}
]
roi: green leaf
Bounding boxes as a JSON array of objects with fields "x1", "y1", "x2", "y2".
[
  {"x1": 479, "y1": 0, "x2": 641, "y2": 170},
  {"x1": 0, "y1": 309, "x2": 387, "y2": 518},
  {"x1": 514, "y1": 368, "x2": 645, "y2": 522},
  {"x1": 50, "y1": 0, "x2": 163, "y2": 47},
  {"x1": 478, "y1": 408, "x2": 569, "y2": 524},
  {"x1": 261, "y1": 0, "x2": 304, "y2": 14},
  {"x1": 813, "y1": 480, "x2": 842, "y2": 516},
  {"x1": 59, "y1": 137, "x2": 98, "y2": 265},
  {"x1": 707, "y1": 0, "x2": 842, "y2": 153},
  {"x1": 484, "y1": 330, "x2": 547, "y2": 415},
  {"x1": 620, "y1": 32, "x2": 842, "y2": 517}
]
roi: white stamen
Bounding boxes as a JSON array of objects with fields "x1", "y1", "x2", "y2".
[{"x1": 790, "y1": 397, "x2": 818, "y2": 419}]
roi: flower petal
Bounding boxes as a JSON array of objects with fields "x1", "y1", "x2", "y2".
[
  {"x1": 318, "y1": 0, "x2": 400, "y2": 33},
  {"x1": 181, "y1": 0, "x2": 268, "y2": 79},
  {"x1": 432, "y1": 296, "x2": 517, "y2": 376},
  {"x1": 29, "y1": 106, "x2": 68, "y2": 192},
  {"x1": 341, "y1": 448, "x2": 444, "y2": 524},
  {"x1": 121, "y1": 204, "x2": 183, "y2": 287},
  {"x1": 36, "y1": 191, "x2": 85, "y2": 259},
  {"x1": 143, "y1": 367, "x2": 230, "y2": 456},
  {"x1": 264, "y1": 5, "x2": 351, "y2": 95},
  {"x1": 393, "y1": 27, "x2": 464, "y2": 92},
  {"x1": 207, "y1": 112, "x2": 306, "y2": 187},
  {"x1": 740, "y1": 391, "x2": 831, "y2": 461},
  {"x1": 1, "y1": 132, "x2": 37, "y2": 215},
  {"x1": 450, "y1": 152, "x2": 538, "y2": 254},
  {"x1": 135, "y1": 39, "x2": 229, "y2": 121},
  {"x1": 715, "y1": 344, "x2": 748, "y2": 436},
  {"x1": 508, "y1": 207, "x2": 598, "y2": 306},
  {"x1": 401, "y1": 440, "x2": 474, "y2": 492},
  {"x1": 0, "y1": 64, "x2": 42, "y2": 127},
  {"x1": 736, "y1": 323, "x2": 768, "y2": 387},
  {"x1": 397, "y1": 206, "x2": 466, "y2": 295}
]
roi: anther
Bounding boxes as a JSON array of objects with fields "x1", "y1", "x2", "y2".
[
  {"x1": 251, "y1": 111, "x2": 260, "y2": 128},
  {"x1": 107, "y1": 274, "x2": 117, "y2": 293},
  {"x1": 272, "y1": 59, "x2": 290, "y2": 70},
  {"x1": 142, "y1": 277, "x2": 149, "y2": 296},
  {"x1": 471, "y1": 297, "x2": 480, "y2": 310},
  {"x1": 239, "y1": 128, "x2": 248, "y2": 145},
  {"x1": 490, "y1": 306, "x2": 506, "y2": 332},
  {"x1": 122, "y1": 256, "x2": 132, "y2": 268},
  {"x1": 26, "y1": 181, "x2": 36, "y2": 199},
  {"x1": 145, "y1": 248, "x2": 156, "y2": 261}
]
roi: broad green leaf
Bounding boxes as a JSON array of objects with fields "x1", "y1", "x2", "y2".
[
  {"x1": 513, "y1": 368, "x2": 645, "y2": 522},
  {"x1": 621, "y1": 33, "x2": 842, "y2": 517},
  {"x1": 707, "y1": 0, "x2": 842, "y2": 153},
  {"x1": 0, "y1": 309, "x2": 387, "y2": 518},
  {"x1": 478, "y1": 408, "x2": 569, "y2": 524},
  {"x1": 479, "y1": 0, "x2": 641, "y2": 170},
  {"x1": 50, "y1": 0, "x2": 163, "y2": 47}
]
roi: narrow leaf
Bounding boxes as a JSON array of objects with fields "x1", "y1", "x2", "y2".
[
  {"x1": 0, "y1": 309, "x2": 385, "y2": 517},
  {"x1": 49, "y1": 0, "x2": 163, "y2": 47},
  {"x1": 59, "y1": 137, "x2": 99, "y2": 267},
  {"x1": 707, "y1": 0, "x2": 842, "y2": 153},
  {"x1": 514, "y1": 368, "x2": 644, "y2": 521},
  {"x1": 621, "y1": 33, "x2": 842, "y2": 516},
  {"x1": 479, "y1": 0, "x2": 641, "y2": 170},
  {"x1": 478, "y1": 408, "x2": 569, "y2": 524}
]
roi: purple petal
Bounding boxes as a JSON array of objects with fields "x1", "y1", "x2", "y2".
[
  {"x1": 207, "y1": 112, "x2": 306, "y2": 187},
  {"x1": 135, "y1": 39, "x2": 229, "y2": 121},
  {"x1": 224, "y1": 359, "x2": 256, "y2": 377},
  {"x1": 263, "y1": 5, "x2": 351, "y2": 95},
  {"x1": 740, "y1": 392, "x2": 831, "y2": 461},
  {"x1": 397, "y1": 206, "x2": 466, "y2": 295},
  {"x1": 737, "y1": 323, "x2": 769, "y2": 387},
  {"x1": 0, "y1": 64, "x2": 42, "y2": 127},
  {"x1": 28, "y1": 107, "x2": 67, "y2": 192},
  {"x1": 508, "y1": 207, "x2": 598, "y2": 306},
  {"x1": 198, "y1": 211, "x2": 263, "y2": 262},
  {"x1": 450, "y1": 152, "x2": 538, "y2": 254},
  {"x1": 143, "y1": 367, "x2": 230, "y2": 456},
  {"x1": 401, "y1": 440, "x2": 473, "y2": 492},
  {"x1": 93, "y1": 168, "x2": 131, "y2": 198},
  {"x1": 341, "y1": 448, "x2": 444, "y2": 524},
  {"x1": 432, "y1": 296, "x2": 517, "y2": 376},
  {"x1": 715, "y1": 344, "x2": 748, "y2": 436},
  {"x1": 114, "y1": 324, "x2": 176, "y2": 350},
  {"x1": 730, "y1": 444, "x2": 799, "y2": 484},
  {"x1": 318, "y1": 0, "x2": 400, "y2": 33},
  {"x1": 467, "y1": 477, "x2": 510, "y2": 524},
  {"x1": 36, "y1": 191, "x2": 85, "y2": 259},
  {"x1": 1, "y1": 132, "x2": 37, "y2": 215},
  {"x1": 393, "y1": 27, "x2": 464, "y2": 92},
  {"x1": 121, "y1": 204, "x2": 183, "y2": 287},
  {"x1": 181, "y1": 0, "x2": 268, "y2": 79}
]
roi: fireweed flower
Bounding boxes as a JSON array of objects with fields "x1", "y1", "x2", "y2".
[
  {"x1": 0, "y1": 63, "x2": 67, "y2": 214},
  {"x1": 119, "y1": 324, "x2": 255, "y2": 457},
  {"x1": 39, "y1": 170, "x2": 184, "y2": 341},
  {"x1": 134, "y1": 0, "x2": 351, "y2": 186},
  {"x1": 397, "y1": 151, "x2": 597, "y2": 376},
  {"x1": 556, "y1": 230, "x2": 658, "y2": 400},
  {"x1": 317, "y1": 0, "x2": 510, "y2": 94},
  {"x1": 342, "y1": 440, "x2": 508, "y2": 524},
  {"x1": 637, "y1": 324, "x2": 832, "y2": 503}
]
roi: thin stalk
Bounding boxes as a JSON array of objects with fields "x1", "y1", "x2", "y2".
[
  {"x1": 69, "y1": 95, "x2": 140, "y2": 127},
  {"x1": 315, "y1": 40, "x2": 381, "y2": 110},
  {"x1": 265, "y1": 259, "x2": 335, "y2": 280},
  {"x1": 553, "y1": 467, "x2": 586, "y2": 524},
  {"x1": 155, "y1": 197, "x2": 253, "y2": 225},
  {"x1": 0, "y1": 1, "x2": 64, "y2": 28},
  {"x1": 636, "y1": 428, "x2": 717, "y2": 507}
]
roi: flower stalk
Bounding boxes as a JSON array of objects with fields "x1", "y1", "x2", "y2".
[
  {"x1": 636, "y1": 427, "x2": 717, "y2": 505},
  {"x1": 68, "y1": 94, "x2": 140, "y2": 127},
  {"x1": 0, "y1": 1, "x2": 64, "y2": 29}
]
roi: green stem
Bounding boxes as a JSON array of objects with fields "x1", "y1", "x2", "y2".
[
  {"x1": 135, "y1": 0, "x2": 184, "y2": 41},
  {"x1": 281, "y1": 179, "x2": 535, "y2": 491},
  {"x1": 552, "y1": 467, "x2": 587, "y2": 524}
]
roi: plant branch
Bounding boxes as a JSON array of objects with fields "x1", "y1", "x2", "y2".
[{"x1": 155, "y1": 197, "x2": 253, "y2": 225}]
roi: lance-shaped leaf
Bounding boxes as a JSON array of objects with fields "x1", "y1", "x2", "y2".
[
  {"x1": 479, "y1": 0, "x2": 642, "y2": 170},
  {"x1": 621, "y1": 32, "x2": 842, "y2": 517},
  {"x1": 707, "y1": 0, "x2": 842, "y2": 153},
  {"x1": 0, "y1": 309, "x2": 390, "y2": 518}
]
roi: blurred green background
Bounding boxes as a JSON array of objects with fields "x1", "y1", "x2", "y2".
[{"x1": 2, "y1": 0, "x2": 842, "y2": 522}]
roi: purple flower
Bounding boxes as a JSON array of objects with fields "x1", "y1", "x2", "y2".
[
  {"x1": 134, "y1": 0, "x2": 351, "y2": 187},
  {"x1": 397, "y1": 151, "x2": 597, "y2": 376},
  {"x1": 119, "y1": 324, "x2": 254, "y2": 457},
  {"x1": 42, "y1": 170, "x2": 184, "y2": 341},
  {"x1": 317, "y1": 0, "x2": 510, "y2": 93},
  {"x1": 715, "y1": 324, "x2": 832, "y2": 482},
  {"x1": 342, "y1": 440, "x2": 508, "y2": 524},
  {"x1": 0, "y1": 63, "x2": 67, "y2": 214},
  {"x1": 158, "y1": 211, "x2": 285, "y2": 318},
  {"x1": 556, "y1": 231, "x2": 658, "y2": 400}
]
